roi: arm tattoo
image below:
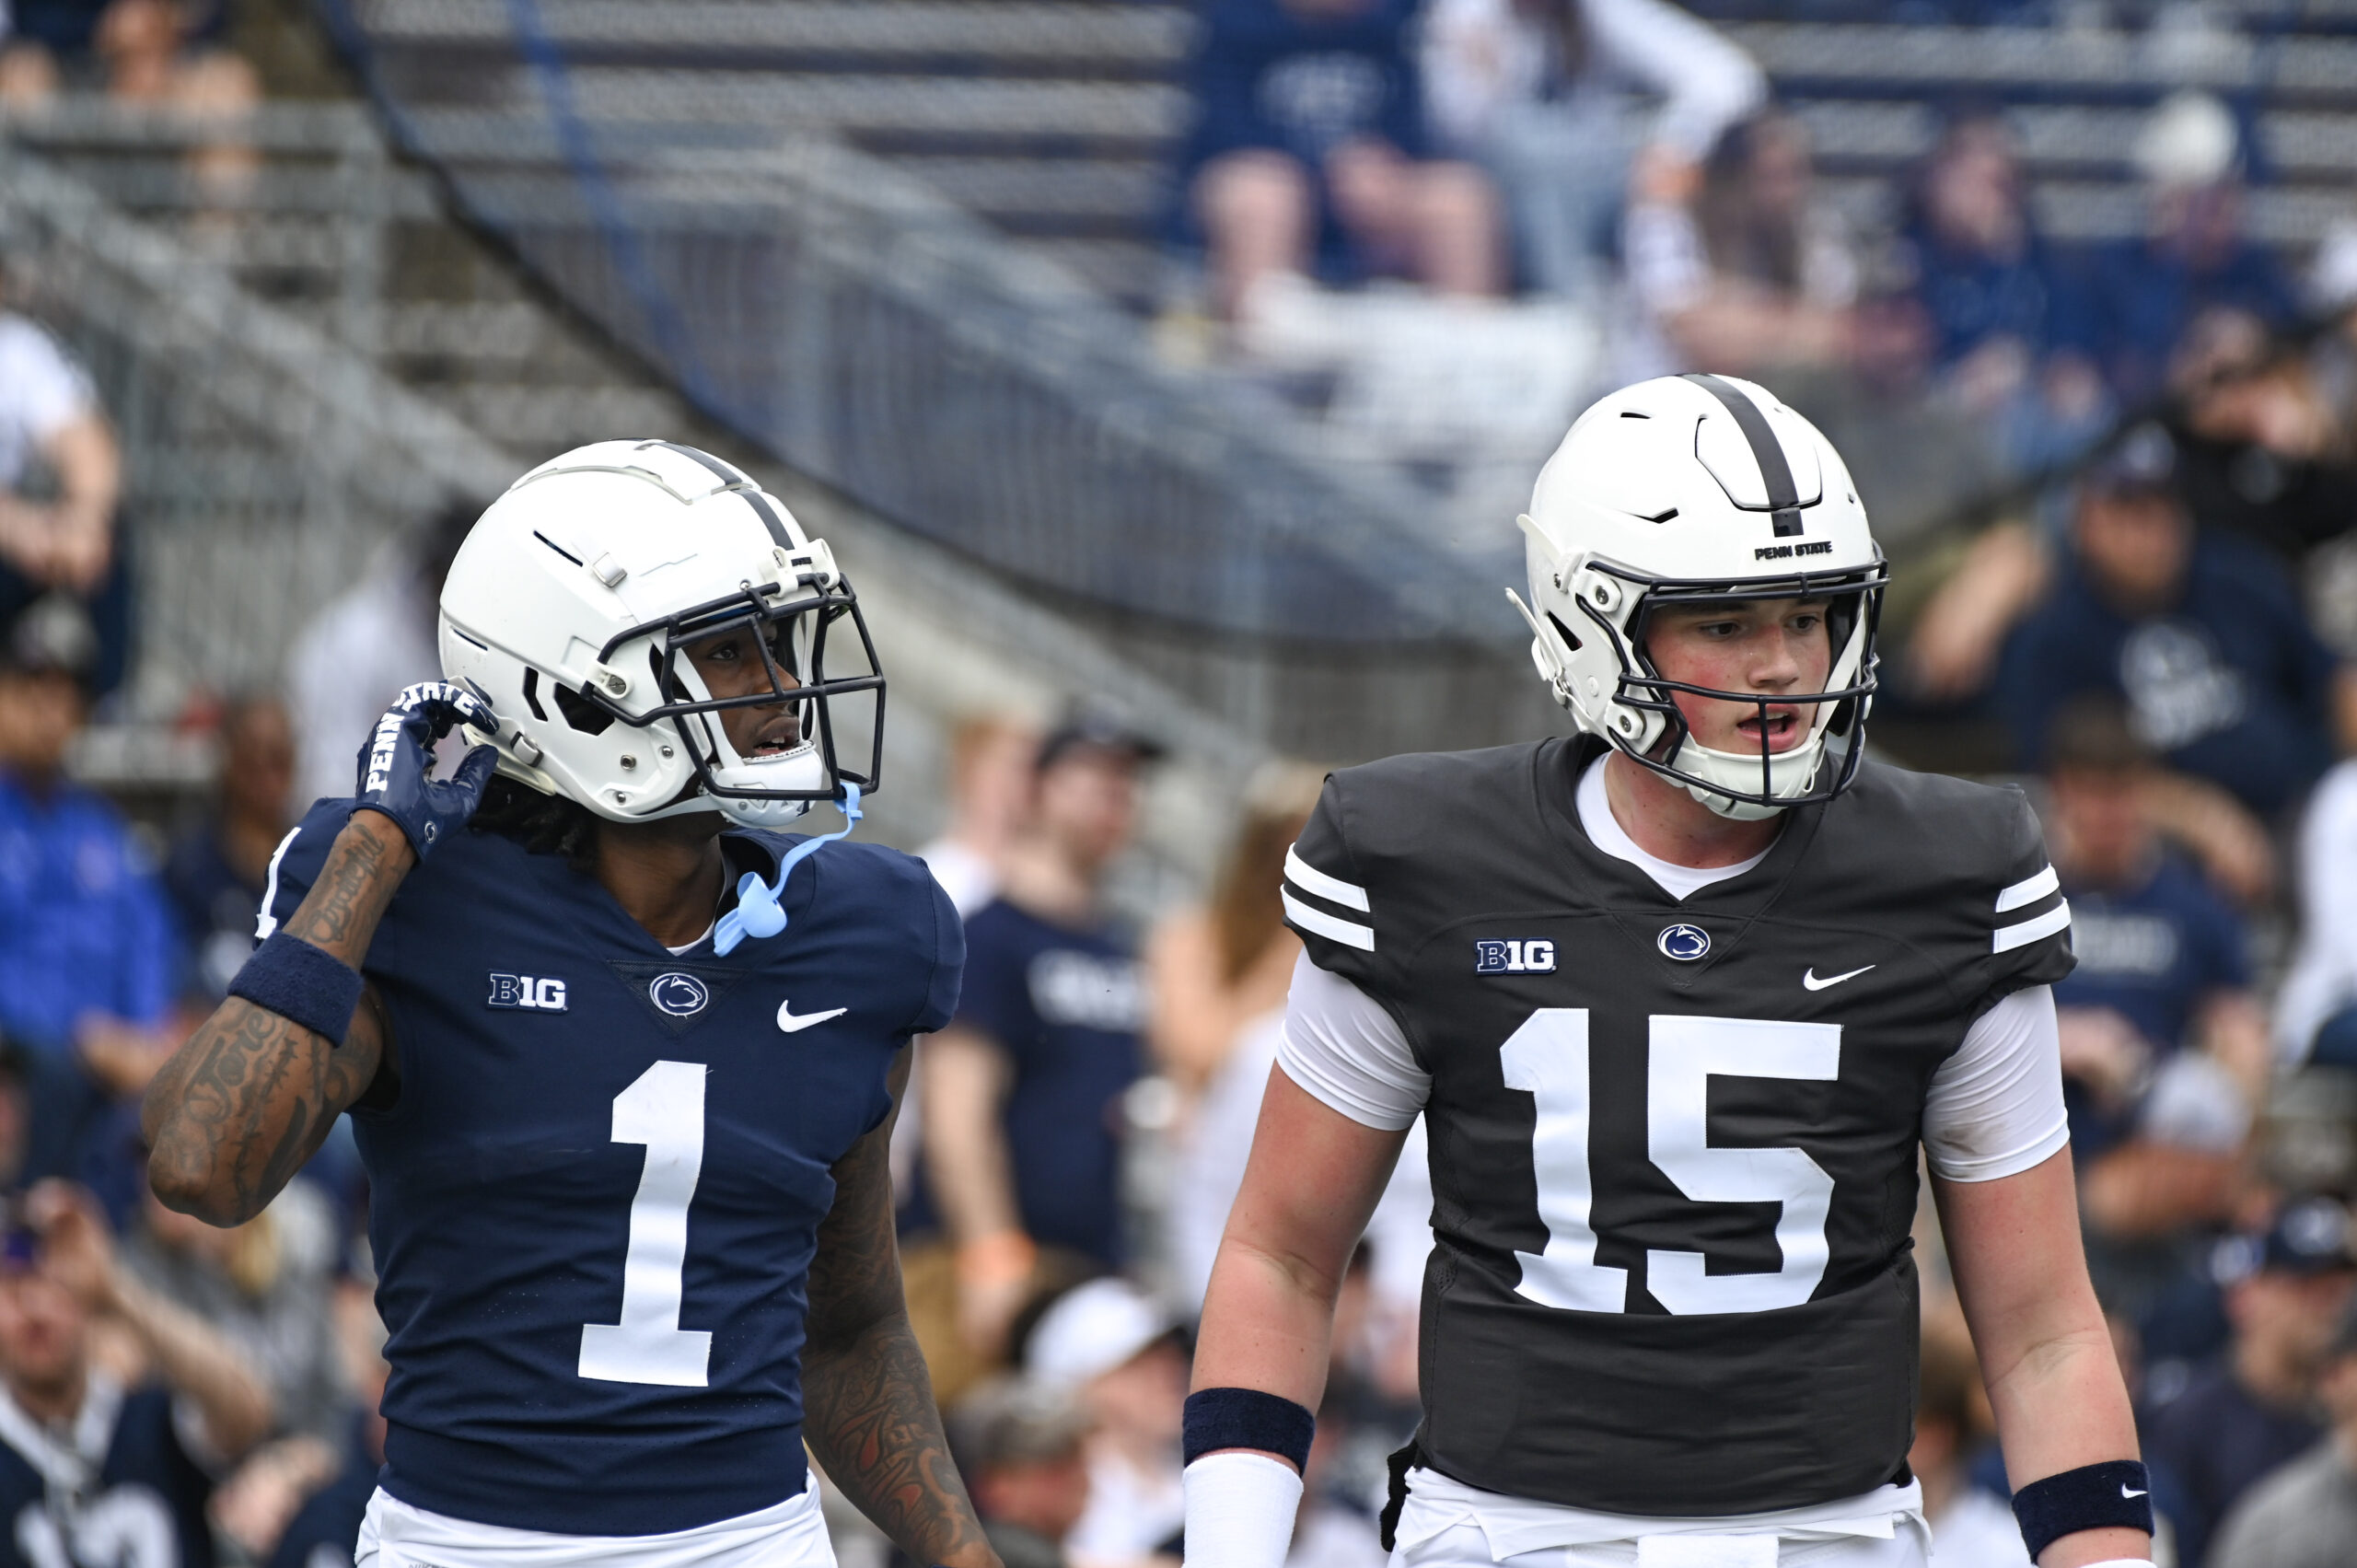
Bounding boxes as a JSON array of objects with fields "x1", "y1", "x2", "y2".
[
  {"x1": 144, "y1": 819, "x2": 409, "y2": 1226},
  {"x1": 803, "y1": 1052, "x2": 994, "y2": 1567}
]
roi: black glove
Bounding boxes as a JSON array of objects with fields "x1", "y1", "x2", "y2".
[{"x1": 354, "y1": 681, "x2": 499, "y2": 857}]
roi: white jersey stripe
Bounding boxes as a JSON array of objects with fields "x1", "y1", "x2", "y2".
[
  {"x1": 253, "y1": 824, "x2": 304, "y2": 940},
  {"x1": 1284, "y1": 844, "x2": 1369, "y2": 912},
  {"x1": 1992, "y1": 899, "x2": 2072, "y2": 954},
  {"x1": 1995, "y1": 865, "x2": 2060, "y2": 912},
  {"x1": 1283, "y1": 889, "x2": 1375, "y2": 951}
]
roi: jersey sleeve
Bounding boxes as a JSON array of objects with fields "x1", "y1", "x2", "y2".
[
  {"x1": 1977, "y1": 787, "x2": 2075, "y2": 1007},
  {"x1": 254, "y1": 799, "x2": 357, "y2": 941},
  {"x1": 1922, "y1": 984, "x2": 2070, "y2": 1181},
  {"x1": 1274, "y1": 951, "x2": 1430, "y2": 1131},
  {"x1": 1280, "y1": 775, "x2": 1387, "y2": 994},
  {"x1": 909, "y1": 872, "x2": 965, "y2": 1037}
]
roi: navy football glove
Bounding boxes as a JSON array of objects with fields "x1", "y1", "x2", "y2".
[{"x1": 354, "y1": 681, "x2": 499, "y2": 857}]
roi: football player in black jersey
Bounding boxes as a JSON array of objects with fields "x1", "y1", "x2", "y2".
[{"x1": 1182, "y1": 376, "x2": 2154, "y2": 1568}]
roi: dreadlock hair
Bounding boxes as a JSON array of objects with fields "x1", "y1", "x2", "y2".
[{"x1": 469, "y1": 774, "x2": 601, "y2": 874}]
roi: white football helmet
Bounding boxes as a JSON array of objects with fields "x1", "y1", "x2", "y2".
[
  {"x1": 1509, "y1": 374, "x2": 1887, "y2": 820},
  {"x1": 437, "y1": 439, "x2": 882, "y2": 828}
]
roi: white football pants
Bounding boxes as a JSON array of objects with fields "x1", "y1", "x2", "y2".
[
  {"x1": 356, "y1": 1485, "x2": 838, "y2": 1568},
  {"x1": 1390, "y1": 1520, "x2": 1932, "y2": 1568}
]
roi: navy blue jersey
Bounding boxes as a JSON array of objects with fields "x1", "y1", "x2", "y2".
[
  {"x1": 0, "y1": 1379, "x2": 215, "y2": 1568},
  {"x1": 907, "y1": 898, "x2": 1144, "y2": 1266},
  {"x1": 262, "y1": 801, "x2": 963, "y2": 1536}
]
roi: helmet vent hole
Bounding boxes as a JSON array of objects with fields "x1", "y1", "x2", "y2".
[
  {"x1": 1619, "y1": 411, "x2": 1651, "y2": 419},
  {"x1": 520, "y1": 668, "x2": 549, "y2": 722},
  {"x1": 1546, "y1": 612, "x2": 1584, "y2": 654},
  {"x1": 552, "y1": 683, "x2": 616, "y2": 737}
]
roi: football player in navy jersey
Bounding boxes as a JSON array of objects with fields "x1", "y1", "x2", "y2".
[
  {"x1": 1182, "y1": 377, "x2": 2156, "y2": 1568},
  {"x1": 142, "y1": 442, "x2": 999, "y2": 1568}
]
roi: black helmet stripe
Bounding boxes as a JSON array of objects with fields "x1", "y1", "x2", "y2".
[
  {"x1": 632, "y1": 439, "x2": 792, "y2": 549},
  {"x1": 737, "y1": 489, "x2": 795, "y2": 551},
  {"x1": 1680, "y1": 373, "x2": 1805, "y2": 539}
]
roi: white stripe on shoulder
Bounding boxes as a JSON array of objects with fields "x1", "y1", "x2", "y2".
[
  {"x1": 1283, "y1": 889, "x2": 1375, "y2": 951},
  {"x1": 1995, "y1": 864, "x2": 2060, "y2": 912},
  {"x1": 254, "y1": 824, "x2": 303, "y2": 940},
  {"x1": 1284, "y1": 844, "x2": 1369, "y2": 912},
  {"x1": 1993, "y1": 899, "x2": 2071, "y2": 954}
]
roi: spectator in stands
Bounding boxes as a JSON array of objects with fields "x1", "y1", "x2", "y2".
[
  {"x1": 1185, "y1": 0, "x2": 1504, "y2": 319},
  {"x1": 1909, "y1": 1329, "x2": 2027, "y2": 1565},
  {"x1": 0, "y1": 271, "x2": 127, "y2": 697},
  {"x1": 1417, "y1": 0, "x2": 1761, "y2": 302},
  {"x1": 1623, "y1": 110, "x2": 1855, "y2": 377},
  {"x1": 2167, "y1": 308, "x2": 2357, "y2": 571},
  {"x1": 0, "y1": 597, "x2": 179, "y2": 1088},
  {"x1": 0, "y1": 1, "x2": 250, "y2": 118},
  {"x1": 2210, "y1": 1294, "x2": 2357, "y2": 1568},
  {"x1": 1899, "y1": 107, "x2": 2110, "y2": 472},
  {"x1": 949, "y1": 1376, "x2": 1094, "y2": 1568},
  {"x1": 910, "y1": 714, "x2": 1159, "y2": 1395},
  {"x1": 2144, "y1": 1196, "x2": 2357, "y2": 1568},
  {"x1": 919, "y1": 714, "x2": 1043, "y2": 921},
  {"x1": 1995, "y1": 424, "x2": 2351, "y2": 819},
  {"x1": 2058, "y1": 92, "x2": 2302, "y2": 405},
  {"x1": 1026, "y1": 1278, "x2": 1186, "y2": 1565},
  {"x1": 0, "y1": 1179, "x2": 274, "y2": 1568},
  {"x1": 1145, "y1": 761, "x2": 1319, "y2": 1097},
  {"x1": 122, "y1": 1178, "x2": 348, "y2": 1441},
  {"x1": 285, "y1": 498, "x2": 477, "y2": 810},
  {"x1": 164, "y1": 695, "x2": 294, "y2": 1005},
  {"x1": 2037, "y1": 703, "x2": 2268, "y2": 1259},
  {"x1": 2275, "y1": 758, "x2": 2357, "y2": 1068}
]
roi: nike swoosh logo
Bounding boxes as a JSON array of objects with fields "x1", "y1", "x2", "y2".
[
  {"x1": 1802, "y1": 965, "x2": 1875, "y2": 991},
  {"x1": 2122, "y1": 1485, "x2": 2147, "y2": 1499},
  {"x1": 776, "y1": 1001, "x2": 847, "y2": 1034}
]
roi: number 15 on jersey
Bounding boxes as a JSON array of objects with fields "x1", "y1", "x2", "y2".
[{"x1": 1501, "y1": 1010, "x2": 1840, "y2": 1318}]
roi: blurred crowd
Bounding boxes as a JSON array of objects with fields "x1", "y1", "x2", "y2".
[{"x1": 7, "y1": 4, "x2": 2357, "y2": 1568}]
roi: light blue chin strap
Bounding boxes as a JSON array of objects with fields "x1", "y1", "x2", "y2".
[{"x1": 714, "y1": 782, "x2": 862, "y2": 956}]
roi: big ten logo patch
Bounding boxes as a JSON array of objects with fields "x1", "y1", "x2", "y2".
[
  {"x1": 1475, "y1": 939, "x2": 1556, "y2": 974},
  {"x1": 488, "y1": 972, "x2": 570, "y2": 1011}
]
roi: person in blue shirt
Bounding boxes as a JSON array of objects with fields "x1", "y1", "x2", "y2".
[
  {"x1": 0, "y1": 1179, "x2": 273, "y2": 1568},
  {"x1": 912, "y1": 716, "x2": 1158, "y2": 1383},
  {"x1": 141, "y1": 442, "x2": 997, "y2": 1568},
  {"x1": 0, "y1": 595, "x2": 177, "y2": 1065},
  {"x1": 1998, "y1": 425, "x2": 2348, "y2": 820},
  {"x1": 1183, "y1": 0, "x2": 1501, "y2": 315}
]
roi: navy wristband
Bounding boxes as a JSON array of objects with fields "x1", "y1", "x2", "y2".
[
  {"x1": 1183, "y1": 1388, "x2": 1315, "y2": 1471},
  {"x1": 2012, "y1": 1460, "x2": 2154, "y2": 1560},
  {"x1": 228, "y1": 932, "x2": 366, "y2": 1045}
]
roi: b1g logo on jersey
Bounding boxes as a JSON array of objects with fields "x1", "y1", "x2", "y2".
[
  {"x1": 1475, "y1": 939, "x2": 1556, "y2": 974},
  {"x1": 488, "y1": 972, "x2": 569, "y2": 1011},
  {"x1": 648, "y1": 972, "x2": 711, "y2": 1017}
]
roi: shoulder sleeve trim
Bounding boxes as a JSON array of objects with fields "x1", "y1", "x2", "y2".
[
  {"x1": 1996, "y1": 864, "x2": 2060, "y2": 912},
  {"x1": 253, "y1": 824, "x2": 304, "y2": 940},
  {"x1": 1282, "y1": 889, "x2": 1375, "y2": 951},
  {"x1": 1994, "y1": 898, "x2": 2072, "y2": 954},
  {"x1": 1284, "y1": 844, "x2": 1368, "y2": 912}
]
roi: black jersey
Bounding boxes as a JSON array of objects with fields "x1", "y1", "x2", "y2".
[{"x1": 1281, "y1": 737, "x2": 2073, "y2": 1516}]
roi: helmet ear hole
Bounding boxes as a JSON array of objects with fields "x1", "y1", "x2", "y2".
[
  {"x1": 520, "y1": 668, "x2": 549, "y2": 723},
  {"x1": 1545, "y1": 612, "x2": 1584, "y2": 653},
  {"x1": 552, "y1": 684, "x2": 616, "y2": 737}
]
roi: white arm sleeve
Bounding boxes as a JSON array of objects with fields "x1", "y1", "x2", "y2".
[
  {"x1": 1922, "y1": 985, "x2": 2071, "y2": 1182},
  {"x1": 1581, "y1": 0, "x2": 1767, "y2": 160},
  {"x1": 1274, "y1": 951, "x2": 1431, "y2": 1131}
]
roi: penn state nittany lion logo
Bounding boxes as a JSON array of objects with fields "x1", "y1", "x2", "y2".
[
  {"x1": 648, "y1": 972, "x2": 711, "y2": 1016},
  {"x1": 1656, "y1": 923, "x2": 1712, "y2": 962}
]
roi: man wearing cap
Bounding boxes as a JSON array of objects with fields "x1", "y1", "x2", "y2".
[
  {"x1": 0, "y1": 597, "x2": 179, "y2": 1126},
  {"x1": 2143, "y1": 1196, "x2": 2357, "y2": 1568},
  {"x1": 911, "y1": 716, "x2": 1159, "y2": 1395},
  {"x1": 0, "y1": 1180, "x2": 273, "y2": 1568},
  {"x1": 949, "y1": 1378, "x2": 1095, "y2": 1568},
  {"x1": 1026, "y1": 1279, "x2": 1188, "y2": 1565},
  {"x1": 2209, "y1": 1291, "x2": 2357, "y2": 1567},
  {"x1": 1997, "y1": 424, "x2": 2353, "y2": 820}
]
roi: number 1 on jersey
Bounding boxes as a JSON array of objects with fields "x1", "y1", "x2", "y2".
[{"x1": 579, "y1": 1060, "x2": 714, "y2": 1387}]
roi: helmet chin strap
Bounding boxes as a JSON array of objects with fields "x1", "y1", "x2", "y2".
[
  {"x1": 1663, "y1": 728, "x2": 1831, "y2": 822},
  {"x1": 714, "y1": 781, "x2": 863, "y2": 955}
]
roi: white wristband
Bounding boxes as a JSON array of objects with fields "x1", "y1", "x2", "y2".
[{"x1": 1182, "y1": 1450, "x2": 1303, "y2": 1568}]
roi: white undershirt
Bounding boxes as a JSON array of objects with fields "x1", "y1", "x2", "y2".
[{"x1": 1575, "y1": 753, "x2": 1771, "y2": 900}]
